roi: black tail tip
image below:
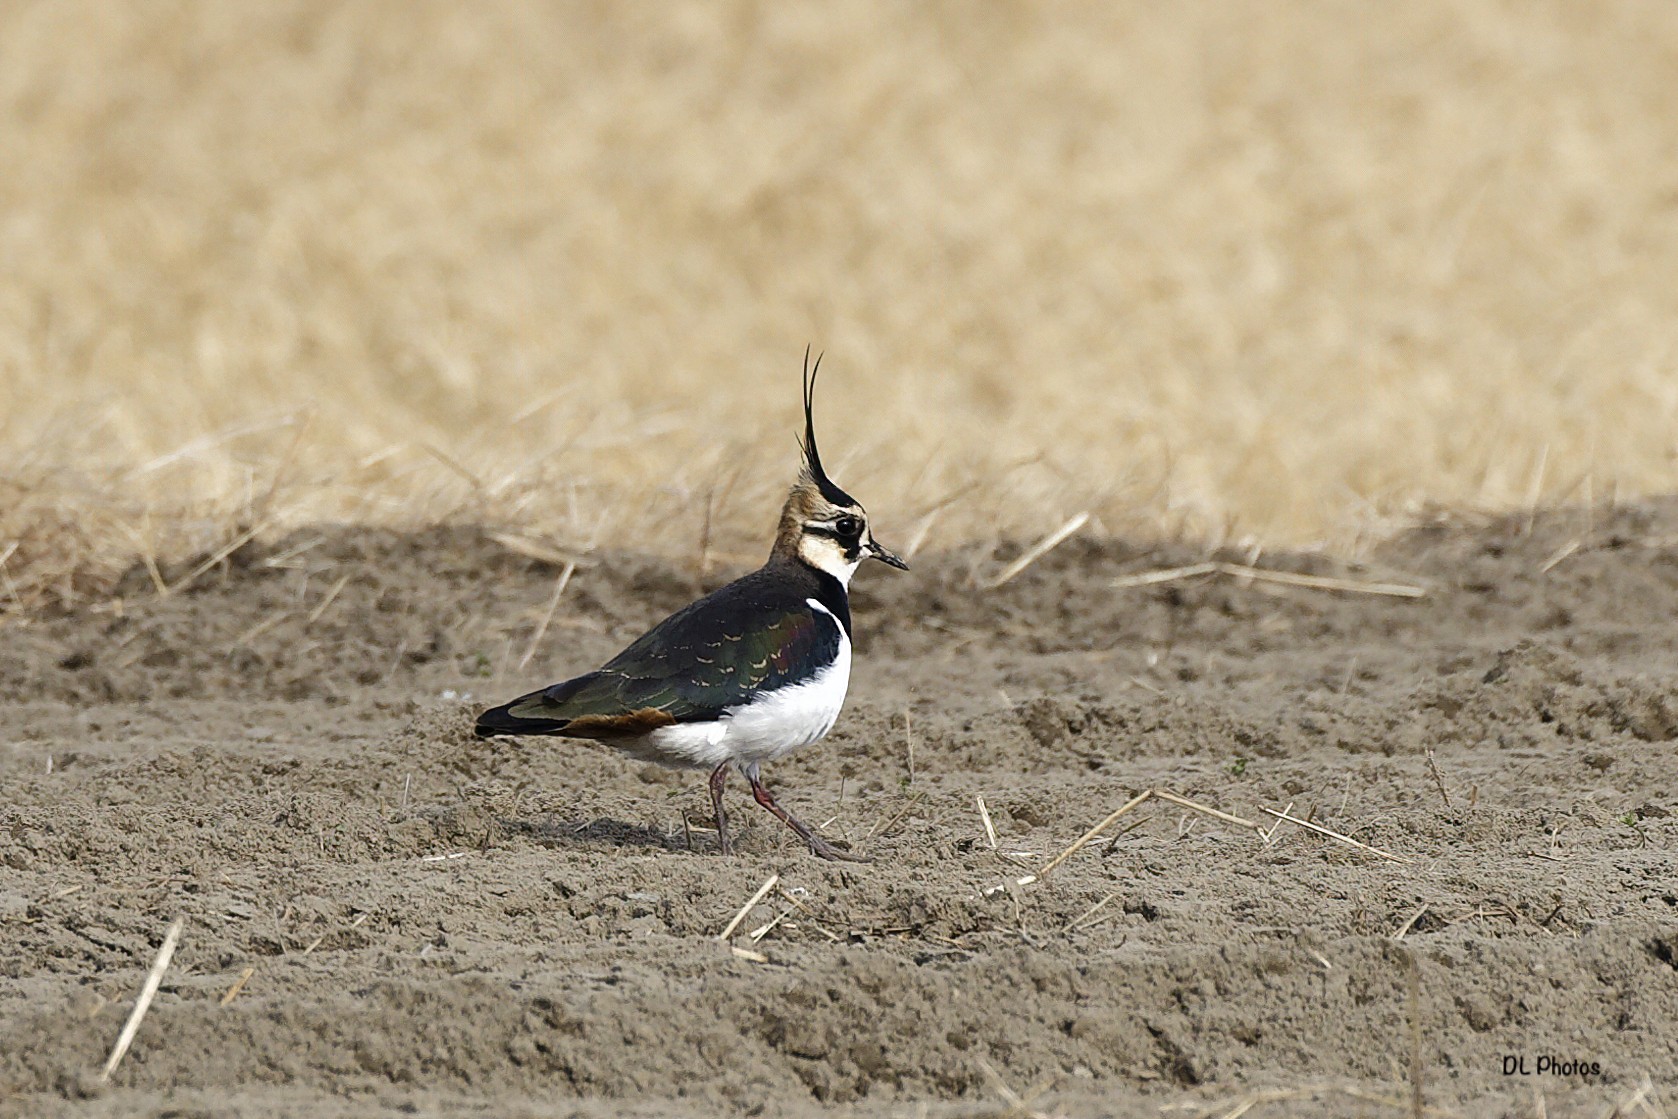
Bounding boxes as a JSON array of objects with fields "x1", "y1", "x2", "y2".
[
  {"x1": 474, "y1": 703, "x2": 564, "y2": 739},
  {"x1": 474, "y1": 704, "x2": 520, "y2": 738}
]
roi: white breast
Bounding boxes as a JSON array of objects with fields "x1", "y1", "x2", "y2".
[{"x1": 642, "y1": 598, "x2": 851, "y2": 769}]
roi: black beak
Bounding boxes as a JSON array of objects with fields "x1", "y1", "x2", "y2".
[{"x1": 867, "y1": 541, "x2": 909, "y2": 571}]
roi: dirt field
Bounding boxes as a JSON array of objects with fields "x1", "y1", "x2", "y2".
[
  {"x1": 3, "y1": 500, "x2": 1675, "y2": 1117},
  {"x1": 7, "y1": 3, "x2": 1678, "y2": 1115}
]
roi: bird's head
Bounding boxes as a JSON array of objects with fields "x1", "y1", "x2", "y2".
[{"x1": 773, "y1": 350, "x2": 908, "y2": 584}]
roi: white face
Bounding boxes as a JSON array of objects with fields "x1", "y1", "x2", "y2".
[
  {"x1": 796, "y1": 529, "x2": 864, "y2": 584},
  {"x1": 796, "y1": 507, "x2": 871, "y2": 584}
]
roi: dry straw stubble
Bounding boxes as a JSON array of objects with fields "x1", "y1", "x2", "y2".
[{"x1": 5, "y1": 2, "x2": 1678, "y2": 602}]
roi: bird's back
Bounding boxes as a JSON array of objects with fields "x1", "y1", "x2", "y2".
[{"x1": 474, "y1": 559, "x2": 850, "y2": 741}]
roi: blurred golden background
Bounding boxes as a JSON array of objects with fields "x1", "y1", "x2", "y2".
[{"x1": 3, "y1": 1, "x2": 1677, "y2": 602}]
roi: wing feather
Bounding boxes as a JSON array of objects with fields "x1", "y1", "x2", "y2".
[{"x1": 474, "y1": 574, "x2": 842, "y2": 739}]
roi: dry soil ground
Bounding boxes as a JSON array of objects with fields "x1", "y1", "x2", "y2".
[{"x1": 2, "y1": 502, "x2": 1676, "y2": 1117}]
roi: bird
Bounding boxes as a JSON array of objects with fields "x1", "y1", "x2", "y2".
[{"x1": 474, "y1": 352, "x2": 907, "y2": 861}]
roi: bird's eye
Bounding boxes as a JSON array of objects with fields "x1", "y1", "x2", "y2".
[{"x1": 832, "y1": 515, "x2": 861, "y2": 537}]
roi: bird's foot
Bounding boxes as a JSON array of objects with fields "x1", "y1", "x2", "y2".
[
  {"x1": 806, "y1": 833, "x2": 871, "y2": 863},
  {"x1": 745, "y1": 770, "x2": 870, "y2": 863}
]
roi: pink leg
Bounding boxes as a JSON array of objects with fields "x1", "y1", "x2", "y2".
[
  {"x1": 708, "y1": 761, "x2": 732, "y2": 855},
  {"x1": 745, "y1": 766, "x2": 869, "y2": 863}
]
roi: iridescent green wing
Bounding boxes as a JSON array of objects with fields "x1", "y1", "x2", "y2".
[
  {"x1": 476, "y1": 586, "x2": 842, "y2": 738},
  {"x1": 598, "y1": 597, "x2": 842, "y2": 721}
]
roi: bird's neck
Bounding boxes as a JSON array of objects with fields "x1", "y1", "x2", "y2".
[{"x1": 766, "y1": 552, "x2": 853, "y2": 637}]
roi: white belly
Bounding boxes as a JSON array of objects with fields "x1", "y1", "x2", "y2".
[
  {"x1": 640, "y1": 605, "x2": 852, "y2": 770},
  {"x1": 717, "y1": 642, "x2": 851, "y2": 764}
]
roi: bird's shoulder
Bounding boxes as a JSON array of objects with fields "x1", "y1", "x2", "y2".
[{"x1": 604, "y1": 560, "x2": 848, "y2": 679}]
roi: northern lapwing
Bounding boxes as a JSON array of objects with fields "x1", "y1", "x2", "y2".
[{"x1": 475, "y1": 353, "x2": 907, "y2": 861}]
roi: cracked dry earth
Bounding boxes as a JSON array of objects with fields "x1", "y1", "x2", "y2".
[{"x1": 2, "y1": 501, "x2": 1677, "y2": 1117}]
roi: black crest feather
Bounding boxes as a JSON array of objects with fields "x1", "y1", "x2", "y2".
[{"x1": 798, "y1": 347, "x2": 856, "y2": 507}]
